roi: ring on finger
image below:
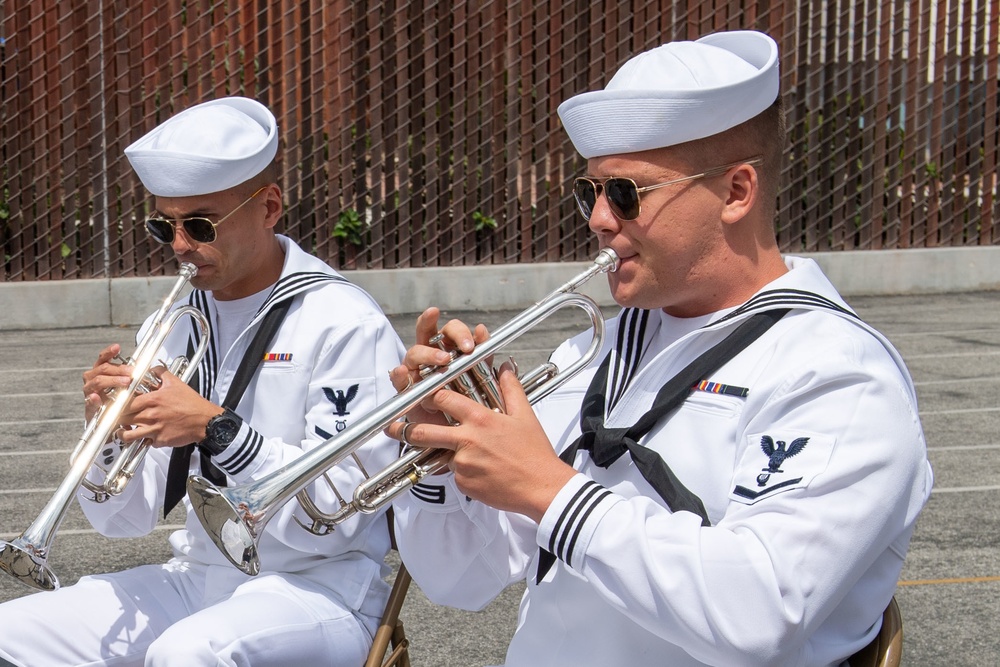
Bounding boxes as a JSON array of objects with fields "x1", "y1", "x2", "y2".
[{"x1": 399, "y1": 421, "x2": 415, "y2": 447}]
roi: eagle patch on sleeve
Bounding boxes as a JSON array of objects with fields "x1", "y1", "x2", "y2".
[{"x1": 729, "y1": 431, "x2": 835, "y2": 504}]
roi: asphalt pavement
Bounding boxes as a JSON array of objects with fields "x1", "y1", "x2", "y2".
[{"x1": 0, "y1": 292, "x2": 998, "y2": 666}]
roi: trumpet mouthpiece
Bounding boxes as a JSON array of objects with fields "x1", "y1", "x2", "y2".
[
  {"x1": 596, "y1": 248, "x2": 620, "y2": 273},
  {"x1": 178, "y1": 262, "x2": 199, "y2": 279}
]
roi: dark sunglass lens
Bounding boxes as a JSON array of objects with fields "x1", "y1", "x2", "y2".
[
  {"x1": 573, "y1": 179, "x2": 597, "y2": 220},
  {"x1": 145, "y1": 218, "x2": 175, "y2": 244},
  {"x1": 604, "y1": 178, "x2": 640, "y2": 220},
  {"x1": 184, "y1": 218, "x2": 217, "y2": 244}
]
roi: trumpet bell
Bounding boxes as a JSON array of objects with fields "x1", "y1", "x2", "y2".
[
  {"x1": 187, "y1": 477, "x2": 260, "y2": 576},
  {"x1": 0, "y1": 539, "x2": 59, "y2": 591}
]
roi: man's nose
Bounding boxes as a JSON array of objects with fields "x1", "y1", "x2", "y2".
[
  {"x1": 170, "y1": 225, "x2": 199, "y2": 254},
  {"x1": 587, "y1": 193, "x2": 622, "y2": 236}
]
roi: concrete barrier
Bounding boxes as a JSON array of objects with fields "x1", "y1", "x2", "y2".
[{"x1": 2, "y1": 246, "x2": 999, "y2": 330}]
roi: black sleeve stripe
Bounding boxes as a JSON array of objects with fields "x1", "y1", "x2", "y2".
[
  {"x1": 563, "y1": 488, "x2": 612, "y2": 568},
  {"x1": 551, "y1": 481, "x2": 610, "y2": 563},
  {"x1": 547, "y1": 481, "x2": 599, "y2": 553},
  {"x1": 218, "y1": 430, "x2": 263, "y2": 475},
  {"x1": 410, "y1": 483, "x2": 446, "y2": 504}
]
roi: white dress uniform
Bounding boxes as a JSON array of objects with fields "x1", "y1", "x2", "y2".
[
  {"x1": 394, "y1": 256, "x2": 933, "y2": 667},
  {"x1": 0, "y1": 235, "x2": 406, "y2": 667}
]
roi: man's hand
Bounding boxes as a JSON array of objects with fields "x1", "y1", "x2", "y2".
[
  {"x1": 82, "y1": 343, "x2": 221, "y2": 449},
  {"x1": 119, "y1": 371, "x2": 222, "y2": 448},
  {"x1": 82, "y1": 344, "x2": 133, "y2": 423},
  {"x1": 386, "y1": 307, "x2": 489, "y2": 428},
  {"x1": 385, "y1": 308, "x2": 576, "y2": 522}
]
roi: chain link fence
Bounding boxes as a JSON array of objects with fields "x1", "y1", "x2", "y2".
[{"x1": 2, "y1": 0, "x2": 997, "y2": 280}]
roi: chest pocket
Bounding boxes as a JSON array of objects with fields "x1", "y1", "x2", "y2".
[
  {"x1": 677, "y1": 390, "x2": 743, "y2": 418},
  {"x1": 634, "y1": 391, "x2": 747, "y2": 521},
  {"x1": 258, "y1": 358, "x2": 298, "y2": 374}
]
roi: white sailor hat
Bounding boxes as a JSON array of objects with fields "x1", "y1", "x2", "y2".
[
  {"x1": 124, "y1": 96, "x2": 278, "y2": 197},
  {"x1": 557, "y1": 30, "x2": 779, "y2": 159}
]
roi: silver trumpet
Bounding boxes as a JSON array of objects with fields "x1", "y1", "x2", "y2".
[
  {"x1": 188, "y1": 248, "x2": 619, "y2": 576},
  {"x1": 0, "y1": 263, "x2": 210, "y2": 591}
]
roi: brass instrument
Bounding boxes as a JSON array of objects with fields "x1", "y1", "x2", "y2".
[
  {"x1": 188, "y1": 248, "x2": 619, "y2": 576},
  {"x1": 0, "y1": 263, "x2": 210, "y2": 591}
]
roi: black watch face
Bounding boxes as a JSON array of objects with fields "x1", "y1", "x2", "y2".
[{"x1": 212, "y1": 414, "x2": 240, "y2": 445}]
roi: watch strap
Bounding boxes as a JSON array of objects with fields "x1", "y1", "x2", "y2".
[{"x1": 200, "y1": 407, "x2": 243, "y2": 455}]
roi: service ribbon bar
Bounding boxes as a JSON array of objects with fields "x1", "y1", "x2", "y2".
[{"x1": 693, "y1": 380, "x2": 749, "y2": 398}]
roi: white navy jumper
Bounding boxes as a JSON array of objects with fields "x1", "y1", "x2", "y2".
[
  {"x1": 394, "y1": 257, "x2": 933, "y2": 667},
  {"x1": 0, "y1": 235, "x2": 407, "y2": 667},
  {"x1": 84, "y1": 235, "x2": 403, "y2": 581}
]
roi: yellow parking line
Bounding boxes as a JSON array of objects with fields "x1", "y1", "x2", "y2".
[{"x1": 898, "y1": 576, "x2": 1000, "y2": 586}]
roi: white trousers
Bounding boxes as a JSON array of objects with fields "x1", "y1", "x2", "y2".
[{"x1": 0, "y1": 560, "x2": 378, "y2": 667}]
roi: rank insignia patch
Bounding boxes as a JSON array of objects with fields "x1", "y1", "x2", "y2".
[
  {"x1": 730, "y1": 431, "x2": 834, "y2": 505},
  {"x1": 316, "y1": 384, "x2": 363, "y2": 436},
  {"x1": 756, "y1": 435, "x2": 809, "y2": 486},
  {"x1": 323, "y1": 384, "x2": 359, "y2": 416}
]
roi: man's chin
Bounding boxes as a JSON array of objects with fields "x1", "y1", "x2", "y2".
[
  {"x1": 609, "y1": 285, "x2": 641, "y2": 309},
  {"x1": 608, "y1": 272, "x2": 641, "y2": 308},
  {"x1": 187, "y1": 273, "x2": 213, "y2": 291}
]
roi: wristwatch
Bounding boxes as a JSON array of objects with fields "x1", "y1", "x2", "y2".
[{"x1": 200, "y1": 408, "x2": 243, "y2": 455}]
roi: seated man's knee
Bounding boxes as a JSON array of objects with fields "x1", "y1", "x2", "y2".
[{"x1": 144, "y1": 623, "x2": 220, "y2": 667}]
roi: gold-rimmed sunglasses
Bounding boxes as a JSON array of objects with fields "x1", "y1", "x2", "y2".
[
  {"x1": 144, "y1": 186, "x2": 267, "y2": 245},
  {"x1": 573, "y1": 157, "x2": 763, "y2": 221}
]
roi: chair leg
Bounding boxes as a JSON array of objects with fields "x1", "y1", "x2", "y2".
[{"x1": 364, "y1": 564, "x2": 413, "y2": 667}]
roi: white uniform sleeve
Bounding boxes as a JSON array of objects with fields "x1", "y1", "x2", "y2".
[
  {"x1": 79, "y1": 444, "x2": 172, "y2": 537},
  {"x1": 393, "y1": 475, "x2": 538, "y2": 610},
  {"x1": 392, "y1": 334, "x2": 594, "y2": 610}
]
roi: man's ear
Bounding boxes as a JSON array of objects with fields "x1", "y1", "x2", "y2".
[
  {"x1": 262, "y1": 184, "x2": 283, "y2": 229},
  {"x1": 721, "y1": 163, "x2": 759, "y2": 224}
]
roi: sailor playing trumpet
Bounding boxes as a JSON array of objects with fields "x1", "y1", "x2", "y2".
[{"x1": 0, "y1": 97, "x2": 405, "y2": 667}]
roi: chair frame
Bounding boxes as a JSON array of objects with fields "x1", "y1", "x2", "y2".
[
  {"x1": 364, "y1": 508, "x2": 412, "y2": 667},
  {"x1": 364, "y1": 562, "x2": 412, "y2": 667}
]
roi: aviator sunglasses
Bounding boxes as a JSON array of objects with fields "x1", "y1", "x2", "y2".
[
  {"x1": 573, "y1": 157, "x2": 764, "y2": 221},
  {"x1": 144, "y1": 185, "x2": 267, "y2": 245}
]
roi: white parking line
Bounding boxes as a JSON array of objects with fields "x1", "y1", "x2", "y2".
[
  {"x1": 905, "y1": 350, "x2": 1000, "y2": 360},
  {"x1": 0, "y1": 367, "x2": 88, "y2": 374},
  {"x1": 914, "y1": 377, "x2": 1000, "y2": 386},
  {"x1": 920, "y1": 407, "x2": 1000, "y2": 415},
  {"x1": 0, "y1": 419, "x2": 79, "y2": 426},
  {"x1": 0, "y1": 525, "x2": 185, "y2": 541},
  {"x1": 931, "y1": 485, "x2": 1000, "y2": 493}
]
